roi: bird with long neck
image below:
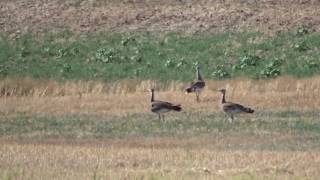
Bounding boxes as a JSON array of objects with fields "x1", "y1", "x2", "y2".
[
  {"x1": 185, "y1": 65, "x2": 205, "y2": 102},
  {"x1": 149, "y1": 89, "x2": 182, "y2": 121},
  {"x1": 196, "y1": 66, "x2": 203, "y2": 81},
  {"x1": 220, "y1": 89, "x2": 226, "y2": 104},
  {"x1": 150, "y1": 89, "x2": 155, "y2": 102},
  {"x1": 218, "y1": 89, "x2": 254, "y2": 123}
]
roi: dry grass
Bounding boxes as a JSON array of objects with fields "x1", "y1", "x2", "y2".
[
  {"x1": 1, "y1": 76, "x2": 320, "y2": 116},
  {"x1": 1, "y1": 140, "x2": 320, "y2": 179},
  {"x1": 1, "y1": 77, "x2": 320, "y2": 179},
  {"x1": 1, "y1": 110, "x2": 319, "y2": 179}
]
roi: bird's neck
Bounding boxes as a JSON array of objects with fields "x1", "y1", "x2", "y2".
[
  {"x1": 220, "y1": 92, "x2": 226, "y2": 104},
  {"x1": 150, "y1": 91, "x2": 154, "y2": 102},
  {"x1": 196, "y1": 68, "x2": 203, "y2": 81}
]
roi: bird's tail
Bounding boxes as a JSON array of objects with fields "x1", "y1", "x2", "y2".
[
  {"x1": 243, "y1": 107, "x2": 254, "y2": 113},
  {"x1": 185, "y1": 87, "x2": 193, "y2": 93},
  {"x1": 172, "y1": 104, "x2": 182, "y2": 111}
]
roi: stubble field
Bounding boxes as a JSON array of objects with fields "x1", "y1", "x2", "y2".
[
  {"x1": 1, "y1": 77, "x2": 320, "y2": 179},
  {"x1": 1, "y1": 0, "x2": 320, "y2": 179}
]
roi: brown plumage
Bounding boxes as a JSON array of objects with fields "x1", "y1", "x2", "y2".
[
  {"x1": 185, "y1": 66, "x2": 205, "y2": 102},
  {"x1": 149, "y1": 89, "x2": 182, "y2": 121},
  {"x1": 218, "y1": 89, "x2": 254, "y2": 123}
]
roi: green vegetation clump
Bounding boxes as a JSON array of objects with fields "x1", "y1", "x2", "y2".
[{"x1": 0, "y1": 27, "x2": 320, "y2": 81}]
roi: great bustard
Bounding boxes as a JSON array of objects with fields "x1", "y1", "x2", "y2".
[
  {"x1": 149, "y1": 89, "x2": 182, "y2": 121},
  {"x1": 218, "y1": 89, "x2": 254, "y2": 123},
  {"x1": 185, "y1": 66, "x2": 205, "y2": 102}
]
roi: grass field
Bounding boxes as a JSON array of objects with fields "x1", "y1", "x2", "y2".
[
  {"x1": 1, "y1": 29, "x2": 320, "y2": 81},
  {"x1": 2, "y1": 76, "x2": 320, "y2": 179},
  {"x1": 1, "y1": 111, "x2": 320, "y2": 179},
  {"x1": 2, "y1": 1, "x2": 320, "y2": 179},
  {"x1": 2, "y1": 142, "x2": 319, "y2": 179},
  {"x1": 1, "y1": 77, "x2": 320, "y2": 179}
]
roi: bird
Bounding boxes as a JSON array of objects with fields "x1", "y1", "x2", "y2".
[
  {"x1": 185, "y1": 65, "x2": 205, "y2": 102},
  {"x1": 218, "y1": 89, "x2": 254, "y2": 123},
  {"x1": 148, "y1": 88, "x2": 182, "y2": 121}
]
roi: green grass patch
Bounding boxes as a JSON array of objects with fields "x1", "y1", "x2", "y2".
[
  {"x1": 1, "y1": 111, "x2": 320, "y2": 151},
  {"x1": 1, "y1": 28, "x2": 320, "y2": 81}
]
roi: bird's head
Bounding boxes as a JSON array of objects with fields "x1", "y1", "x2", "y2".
[
  {"x1": 218, "y1": 88, "x2": 226, "y2": 94},
  {"x1": 148, "y1": 88, "x2": 155, "y2": 92}
]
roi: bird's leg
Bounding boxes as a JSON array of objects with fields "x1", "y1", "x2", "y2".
[
  {"x1": 229, "y1": 114, "x2": 234, "y2": 123},
  {"x1": 196, "y1": 92, "x2": 200, "y2": 102},
  {"x1": 160, "y1": 114, "x2": 166, "y2": 128},
  {"x1": 158, "y1": 113, "x2": 161, "y2": 121}
]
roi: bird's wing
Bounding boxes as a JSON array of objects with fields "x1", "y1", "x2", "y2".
[
  {"x1": 186, "y1": 80, "x2": 205, "y2": 89},
  {"x1": 222, "y1": 102, "x2": 246, "y2": 112},
  {"x1": 193, "y1": 81, "x2": 205, "y2": 88},
  {"x1": 152, "y1": 100, "x2": 176, "y2": 108}
]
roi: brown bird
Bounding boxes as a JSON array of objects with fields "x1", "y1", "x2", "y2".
[
  {"x1": 149, "y1": 89, "x2": 182, "y2": 121},
  {"x1": 218, "y1": 89, "x2": 254, "y2": 123},
  {"x1": 185, "y1": 65, "x2": 205, "y2": 102}
]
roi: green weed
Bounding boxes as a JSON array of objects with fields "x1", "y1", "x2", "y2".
[{"x1": 0, "y1": 29, "x2": 320, "y2": 81}]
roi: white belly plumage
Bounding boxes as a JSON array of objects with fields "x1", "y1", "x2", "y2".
[
  {"x1": 220, "y1": 104, "x2": 243, "y2": 115},
  {"x1": 195, "y1": 88, "x2": 203, "y2": 92},
  {"x1": 157, "y1": 108, "x2": 171, "y2": 113},
  {"x1": 228, "y1": 109, "x2": 243, "y2": 114}
]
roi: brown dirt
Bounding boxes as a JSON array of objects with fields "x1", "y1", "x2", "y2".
[{"x1": 1, "y1": 0, "x2": 320, "y2": 37}]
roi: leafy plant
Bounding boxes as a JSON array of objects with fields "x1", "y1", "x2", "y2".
[
  {"x1": 57, "y1": 48, "x2": 68, "y2": 58},
  {"x1": 134, "y1": 68, "x2": 142, "y2": 76},
  {"x1": 260, "y1": 65, "x2": 281, "y2": 78},
  {"x1": 304, "y1": 59, "x2": 319, "y2": 69},
  {"x1": 212, "y1": 65, "x2": 230, "y2": 79},
  {"x1": 56, "y1": 46, "x2": 80, "y2": 58},
  {"x1": 164, "y1": 58, "x2": 175, "y2": 68},
  {"x1": 94, "y1": 48, "x2": 117, "y2": 63},
  {"x1": 41, "y1": 46, "x2": 55, "y2": 57},
  {"x1": 69, "y1": 47, "x2": 80, "y2": 56},
  {"x1": 295, "y1": 26, "x2": 310, "y2": 37},
  {"x1": 176, "y1": 60, "x2": 187, "y2": 68},
  {"x1": 193, "y1": 61, "x2": 199, "y2": 67},
  {"x1": 260, "y1": 58, "x2": 282, "y2": 78},
  {"x1": 19, "y1": 47, "x2": 30, "y2": 58},
  {"x1": 60, "y1": 63, "x2": 72, "y2": 74},
  {"x1": 292, "y1": 40, "x2": 309, "y2": 52},
  {"x1": 233, "y1": 54, "x2": 260, "y2": 70},
  {"x1": 121, "y1": 36, "x2": 136, "y2": 46},
  {"x1": 130, "y1": 55, "x2": 142, "y2": 63},
  {"x1": 0, "y1": 65, "x2": 8, "y2": 76},
  {"x1": 0, "y1": 31, "x2": 320, "y2": 81}
]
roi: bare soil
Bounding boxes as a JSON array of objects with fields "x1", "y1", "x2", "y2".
[{"x1": 1, "y1": 0, "x2": 320, "y2": 37}]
